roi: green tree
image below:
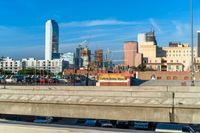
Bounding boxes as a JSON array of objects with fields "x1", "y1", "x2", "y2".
[{"x1": 18, "y1": 68, "x2": 50, "y2": 76}]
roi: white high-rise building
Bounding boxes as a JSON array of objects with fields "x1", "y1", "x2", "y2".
[
  {"x1": 45, "y1": 20, "x2": 59, "y2": 60},
  {"x1": 137, "y1": 33, "x2": 146, "y2": 53}
]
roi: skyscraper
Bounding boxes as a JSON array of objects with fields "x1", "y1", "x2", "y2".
[
  {"x1": 45, "y1": 20, "x2": 59, "y2": 60},
  {"x1": 198, "y1": 31, "x2": 200, "y2": 57},
  {"x1": 94, "y1": 49, "x2": 103, "y2": 68},
  {"x1": 124, "y1": 41, "x2": 142, "y2": 67}
]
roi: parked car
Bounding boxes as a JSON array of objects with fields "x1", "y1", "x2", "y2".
[
  {"x1": 15, "y1": 75, "x2": 25, "y2": 83},
  {"x1": 0, "y1": 76, "x2": 5, "y2": 84},
  {"x1": 133, "y1": 121, "x2": 149, "y2": 129},
  {"x1": 116, "y1": 121, "x2": 129, "y2": 129},
  {"x1": 5, "y1": 76, "x2": 17, "y2": 83},
  {"x1": 155, "y1": 123, "x2": 196, "y2": 133},
  {"x1": 39, "y1": 77, "x2": 46, "y2": 84},
  {"x1": 84, "y1": 119, "x2": 97, "y2": 127},
  {"x1": 96, "y1": 120, "x2": 113, "y2": 128},
  {"x1": 47, "y1": 78, "x2": 59, "y2": 84},
  {"x1": 33, "y1": 116, "x2": 53, "y2": 123}
]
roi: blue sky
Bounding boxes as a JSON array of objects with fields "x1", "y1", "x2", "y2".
[{"x1": 0, "y1": 0, "x2": 200, "y2": 59}]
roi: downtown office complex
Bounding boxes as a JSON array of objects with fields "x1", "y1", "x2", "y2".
[{"x1": 124, "y1": 30, "x2": 200, "y2": 72}]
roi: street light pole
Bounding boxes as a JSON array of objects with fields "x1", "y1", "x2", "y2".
[{"x1": 191, "y1": 0, "x2": 195, "y2": 86}]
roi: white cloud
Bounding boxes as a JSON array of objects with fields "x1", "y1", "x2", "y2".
[
  {"x1": 171, "y1": 21, "x2": 190, "y2": 37},
  {"x1": 60, "y1": 19, "x2": 144, "y2": 27},
  {"x1": 149, "y1": 18, "x2": 162, "y2": 33}
]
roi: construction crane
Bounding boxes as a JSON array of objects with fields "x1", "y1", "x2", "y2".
[{"x1": 78, "y1": 40, "x2": 89, "y2": 48}]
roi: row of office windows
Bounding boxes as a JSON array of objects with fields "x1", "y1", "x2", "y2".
[
  {"x1": 147, "y1": 65, "x2": 182, "y2": 71},
  {"x1": 169, "y1": 60, "x2": 186, "y2": 63},
  {"x1": 167, "y1": 50, "x2": 195, "y2": 53},
  {"x1": 166, "y1": 54, "x2": 195, "y2": 57},
  {"x1": 148, "y1": 60, "x2": 186, "y2": 63},
  {"x1": 168, "y1": 65, "x2": 182, "y2": 70}
]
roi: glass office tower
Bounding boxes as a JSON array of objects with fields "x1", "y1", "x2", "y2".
[{"x1": 45, "y1": 20, "x2": 59, "y2": 60}]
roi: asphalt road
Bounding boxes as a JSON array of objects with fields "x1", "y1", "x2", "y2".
[{"x1": 0, "y1": 119, "x2": 154, "y2": 133}]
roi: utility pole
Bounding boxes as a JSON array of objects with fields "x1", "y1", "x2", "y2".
[{"x1": 191, "y1": 0, "x2": 195, "y2": 86}]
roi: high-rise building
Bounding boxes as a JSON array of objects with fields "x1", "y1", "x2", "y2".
[
  {"x1": 138, "y1": 31, "x2": 164, "y2": 60},
  {"x1": 145, "y1": 31, "x2": 157, "y2": 45},
  {"x1": 197, "y1": 31, "x2": 200, "y2": 57},
  {"x1": 124, "y1": 41, "x2": 142, "y2": 67},
  {"x1": 45, "y1": 20, "x2": 59, "y2": 60},
  {"x1": 137, "y1": 33, "x2": 146, "y2": 53},
  {"x1": 81, "y1": 48, "x2": 91, "y2": 69},
  {"x1": 94, "y1": 49, "x2": 103, "y2": 68},
  {"x1": 60, "y1": 52, "x2": 75, "y2": 68},
  {"x1": 75, "y1": 47, "x2": 83, "y2": 69}
]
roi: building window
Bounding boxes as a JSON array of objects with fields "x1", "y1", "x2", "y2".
[
  {"x1": 167, "y1": 76, "x2": 171, "y2": 80},
  {"x1": 183, "y1": 61, "x2": 186, "y2": 63},
  {"x1": 176, "y1": 65, "x2": 179, "y2": 70},
  {"x1": 176, "y1": 60, "x2": 178, "y2": 63},
  {"x1": 173, "y1": 76, "x2": 178, "y2": 80},
  {"x1": 168, "y1": 65, "x2": 171, "y2": 70},
  {"x1": 157, "y1": 76, "x2": 162, "y2": 80},
  {"x1": 170, "y1": 60, "x2": 173, "y2": 63},
  {"x1": 156, "y1": 65, "x2": 160, "y2": 70}
]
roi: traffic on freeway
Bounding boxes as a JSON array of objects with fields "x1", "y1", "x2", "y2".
[{"x1": 0, "y1": 115, "x2": 199, "y2": 133}]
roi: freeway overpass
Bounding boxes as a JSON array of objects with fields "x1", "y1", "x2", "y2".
[{"x1": 0, "y1": 85, "x2": 199, "y2": 124}]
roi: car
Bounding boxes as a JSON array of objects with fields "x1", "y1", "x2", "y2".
[
  {"x1": 0, "y1": 76, "x2": 5, "y2": 84},
  {"x1": 5, "y1": 76, "x2": 17, "y2": 83},
  {"x1": 15, "y1": 75, "x2": 25, "y2": 83},
  {"x1": 96, "y1": 120, "x2": 113, "y2": 128},
  {"x1": 33, "y1": 116, "x2": 53, "y2": 123},
  {"x1": 133, "y1": 121, "x2": 149, "y2": 129},
  {"x1": 116, "y1": 121, "x2": 129, "y2": 129},
  {"x1": 39, "y1": 77, "x2": 46, "y2": 84},
  {"x1": 84, "y1": 119, "x2": 97, "y2": 126},
  {"x1": 155, "y1": 123, "x2": 196, "y2": 133}
]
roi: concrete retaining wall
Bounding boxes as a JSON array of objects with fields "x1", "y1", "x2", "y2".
[{"x1": 0, "y1": 85, "x2": 199, "y2": 123}]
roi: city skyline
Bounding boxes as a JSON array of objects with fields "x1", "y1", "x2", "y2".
[{"x1": 0, "y1": 0, "x2": 200, "y2": 59}]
